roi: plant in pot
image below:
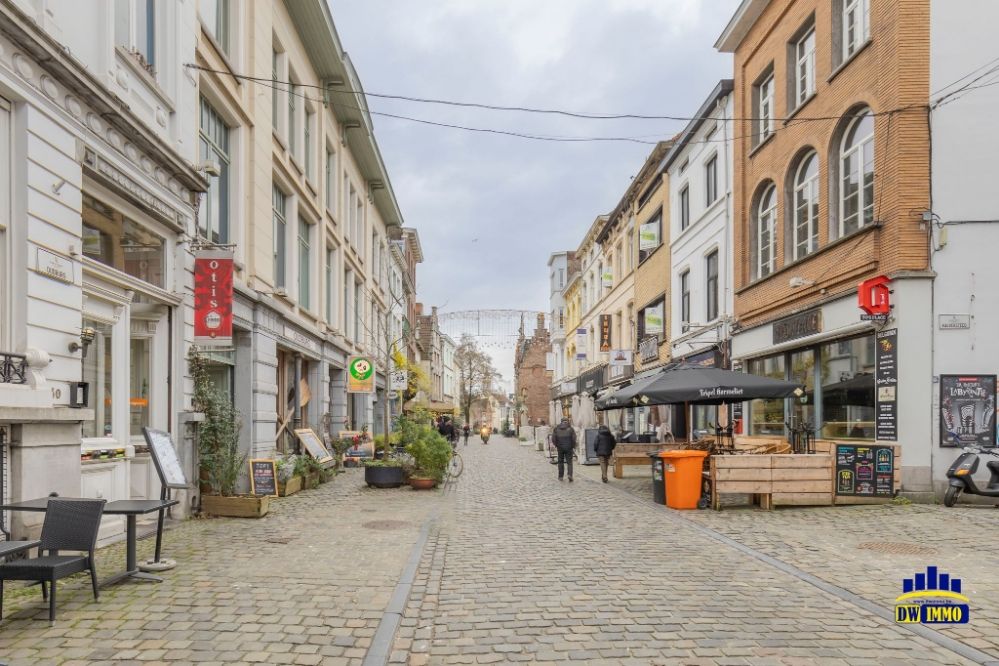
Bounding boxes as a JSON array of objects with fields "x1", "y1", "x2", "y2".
[
  {"x1": 405, "y1": 426, "x2": 452, "y2": 490},
  {"x1": 276, "y1": 455, "x2": 302, "y2": 497},
  {"x1": 191, "y1": 350, "x2": 268, "y2": 518},
  {"x1": 302, "y1": 455, "x2": 324, "y2": 489}
]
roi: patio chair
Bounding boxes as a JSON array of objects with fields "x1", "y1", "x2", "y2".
[{"x1": 0, "y1": 498, "x2": 106, "y2": 622}]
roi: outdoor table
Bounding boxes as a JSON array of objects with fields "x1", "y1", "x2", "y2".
[
  {"x1": 0, "y1": 539, "x2": 40, "y2": 559},
  {"x1": 1, "y1": 497, "x2": 178, "y2": 587}
]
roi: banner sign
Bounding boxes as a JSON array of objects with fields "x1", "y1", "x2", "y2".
[
  {"x1": 193, "y1": 250, "x2": 234, "y2": 345},
  {"x1": 940, "y1": 374, "x2": 997, "y2": 447},
  {"x1": 602, "y1": 272, "x2": 613, "y2": 288},
  {"x1": 639, "y1": 221, "x2": 659, "y2": 250},
  {"x1": 599, "y1": 315, "x2": 612, "y2": 352},
  {"x1": 875, "y1": 329, "x2": 898, "y2": 441},
  {"x1": 390, "y1": 369, "x2": 408, "y2": 390},
  {"x1": 644, "y1": 302, "x2": 664, "y2": 335},
  {"x1": 576, "y1": 327, "x2": 587, "y2": 344},
  {"x1": 609, "y1": 349, "x2": 633, "y2": 367},
  {"x1": 347, "y1": 356, "x2": 375, "y2": 393}
]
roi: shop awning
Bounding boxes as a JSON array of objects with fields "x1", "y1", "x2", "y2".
[{"x1": 595, "y1": 363, "x2": 802, "y2": 409}]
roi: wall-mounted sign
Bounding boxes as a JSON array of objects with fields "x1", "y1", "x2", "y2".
[
  {"x1": 194, "y1": 250, "x2": 234, "y2": 346},
  {"x1": 35, "y1": 247, "x2": 73, "y2": 284},
  {"x1": 575, "y1": 352, "x2": 587, "y2": 361},
  {"x1": 599, "y1": 315, "x2": 612, "y2": 352},
  {"x1": 772, "y1": 309, "x2": 821, "y2": 345},
  {"x1": 347, "y1": 356, "x2": 375, "y2": 393},
  {"x1": 389, "y1": 369, "x2": 408, "y2": 390},
  {"x1": 939, "y1": 314, "x2": 971, "y2": 330},
  {"x1": 858, "y1": 275, "x2": 891, "y2": 316},
  {"x1": 602, "y1": 272, "x2": 613, "y2": 288},
  {"x1": 940, "y1": 375, "x2": 997, "y2": 447},
  {"x1": 639, "y1": 336, "x2": 660, "y2": 364},
  {"x1": 639, "y1": 221, "x2": 660, "y2": 250},
  {"x1": 609, "y1": 349, "x2": 633, "y2": 367},
  {"x1": 576, "y1": 327, "x2": 587, "y2": 344},
  {"x1": 875, "y1": 329, "x2": 898, "y2": 441}
]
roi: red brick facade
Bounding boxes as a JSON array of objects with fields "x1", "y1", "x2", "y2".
[{"x1": 514, "y1": 314, "x2": 552, "y2": 427}]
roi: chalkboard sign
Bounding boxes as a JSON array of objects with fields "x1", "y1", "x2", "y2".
[
  {"x1": 835, "y1": 444, "x2": 894, "y2": 496},
  {"x1": 142, "y1": 427, "x2": 189, "y2": 489},
  {"x1": 249, "y1": 459, "x2": 278, "y2": 496},
  {"x1": 582, "y1": 428, "x2": 599, "y2": 465},
  {"x1": 940, "y1": 375, "x2": 997, "y2": 448},
  {"x1": 294, "y1": 428, "x2": 334, "y2": 464}
]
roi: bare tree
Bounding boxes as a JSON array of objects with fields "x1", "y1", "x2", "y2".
[{"x1": 454, "y1": 335, "x2": 498, "y2": 426}]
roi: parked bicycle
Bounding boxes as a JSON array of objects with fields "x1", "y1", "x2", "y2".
[{"x1": 444, "y1": 440, "x2": 464, "y2": 484}]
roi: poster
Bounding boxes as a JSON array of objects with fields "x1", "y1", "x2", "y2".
[
  {"x1": 835, "y1": 444, "x2": 894, "y2": 496},
  {"x1": 599, "y1": 315, "x2": 612, "y2": 352},
  {"x1": 875, "y1": 329, "x2": 898, "y2": 441},
  {"x1": 940, "y1": 375, "x2": 997, "y2": 447},
  {"x1": 639, "y1": 221, "x2": 659, "y2": 250},
  {"x1": 347, "y1": 356, "x2": 374, "y2": 393},
  {"x1": 294, "y1": 428, "x2": 334, "y2": 463},
  {"x1": 644, "y1": 303, "x2": 664, "y2": 335},
  {"x1": 193, "y1": 250, "x2": 234, "y2": 345}
]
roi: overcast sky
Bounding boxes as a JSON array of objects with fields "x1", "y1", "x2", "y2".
[{"x1": 328, "y1": 0, "x2": 741, "y2": 379}]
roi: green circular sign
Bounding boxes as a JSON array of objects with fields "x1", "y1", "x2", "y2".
[{"x1": 349, "y1": 357, "x2": 374, "y2": 381}]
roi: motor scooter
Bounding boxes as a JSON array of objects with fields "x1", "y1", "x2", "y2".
[{"x1": 944, "y1": 446, "x2": 999, "y2": 506}]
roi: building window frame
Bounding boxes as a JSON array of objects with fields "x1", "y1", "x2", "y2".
[
  {"x1": 754, "y1": 183, "x2": 777, "y2": 279},
  {"x1": 115, "y1": 0, "x2": 157, "y2": 72},
  {"x1": 838, "y1": 108, "x2": 875, "y2": 238},
  {"x1": 705, "y1": 155, "x2": 718, "y2": 207},
  {"x1": 325, "y1": 146, "x2": 336, "y2": 213},
  {"x1": 680, "y1": 270, "x2": 690, "y2": 331},
  {"x1": 843, "y1": 0, "x2": 871, "y2": 62},
  {"x1": 298, "y1": 217, "x2": 312, "y2": 309},
  {"x1": 795, "y1": 27, "x2": 816, "y2": 107},
  {"x1": 679, "y1": 184, "x2": 690, "y2": 231},
  {"x1": 638, "y1": 208, "x2": 662, "y2": 263},
  {"x1": 793, "y1": 150, "x2": 819, "y2": 260},
  {"x1": 200, "y1": 0, "x2": 230, "y2": 55},
  {"x1": 753, "y1": 68, "x2": 775, "y2": 146},
  {"x1": 705, "y1": 250, "x2": 719, "y2": 322},
  {"x1": 272, "y1": 185, "x2": 287, "y2": 289},
  {"x1": 198, "y1": 96, "x2": 231, "y2": 245}
]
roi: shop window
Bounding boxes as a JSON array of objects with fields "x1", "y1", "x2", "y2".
[
  {"x1": 82, "y1": 320, "x2": 114, "y2": 439},
  {"x1": 820, "y1": 336, "x2": 875, "y2": 439},
  {"x1": 82, "y1": 194, "x2": 165, "y2": 288},
  {"x1": 747, "y1": 354, "x2": 786, "y2": 436},
  {"x1": 198, "y1": 97, "x2": 230, "y2": 244}
]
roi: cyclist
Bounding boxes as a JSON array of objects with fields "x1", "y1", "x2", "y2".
[{"x1": 462, "y1": 423, "x2": 470, "y2": 446}]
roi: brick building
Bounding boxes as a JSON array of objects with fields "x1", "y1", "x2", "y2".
[{"x1": 514, "y1": 314, "x2": 552, "y2": 428}]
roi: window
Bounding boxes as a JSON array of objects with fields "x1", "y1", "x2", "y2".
[
  {"x1": 680, "y1": 270, "x2": 690, "y2": 330},
  {"x1": 637, "y1": 298, "x2": 665, "y2": 342},
  {"x1": 287, "y1": 78, "x2": 296, "y2": 155},
  {"x1": 82, "y1": 194, "x2": 165, "y2": 287},
  {"x1": 130, "y1": 337, "x2": 150, "y2": 437},
  {"x1": 796, "y1": 28, "x2": 816, "y2": 106},
  {"x1": 272, "y1": 49, "x2": 280, "y2": 130},
  {"x1": 347, "y1": 185, "x2": 357, "y2": 247},
  {"x1": 558, "y1": 268, "x2": 564, "y2": 289},
  {"x1": 840, "y1": 109, "x2": 875, "y2": 236},
  {"x1": 793, "y1": 151, "x2": 819, "y2": 259},
  {"x1": 115, "y1": 0, "x2": 155, "y2": 71},
  {"x1": 558, "y1": 306, "x2": 565, "y2": 329},
  {"x1": 638, "y1": 209, "x2": 662, "y2": 262},
  {"x1": 372, "y1": 232, "x2": 380, "y2": 280},
  {"x1": 304, "y1": 109, "x2": 314, "y2": 180},
  {"x1": 325, "y1": 246, "x2": 336, "y2": 325},
  {"x1": 747, "y1": 355, "x2": 786, "y2": 436},
  {"x1": 272, "y1": 186, "x2": 287, "y2": 289},
  {"x1": 755, "y1": 71, "x2": 775, "y2": 145},
  {"x1": 626, "y1": 229, "x2": 634, "y2": 273},
  {"x1": 354, "y1": 281, "x2": 362, "y2": 342},
  {"x1": 843, "y1": 0, "x2": 871, "y2": 61},
  {"x1": 820, "y1": 335, "x2": 875, "y2": 439},
  {"x1": 679, "y1": 185, "x2": 690, "y2": 230},
  {"x1": 356, "y1": 198, "x2": 365, "y2": 256},
  {"x1": 755, "y1": 183, "x2": 777, "y2": 279},
  {"x1": 201, "y1": 0, "x2": 230, "y2": 55},
  {"x1": 198, "y1": 98, "x2": 230, "y2": 244},
  {"x1": 298, "y1": 218, "x2": 311, "y2": 307},
  {"x1": 679, "y1": 157, "x2": 689, "y2": 174},
  {"x1": 705, "y1": 156, "x2": 718, "y2": 206},
  {"x1": 706, "y1": 251, "x2": 719, "y2": 321},
  {"x1": 82, "y1": 320, "x2": 114, "y2": 438},
  {"x1": 343, "y1": 269, "x2": 353, "y2": 341},
  {"x1": 325, "y1": 148, "x2": 336, "y2": 212}
]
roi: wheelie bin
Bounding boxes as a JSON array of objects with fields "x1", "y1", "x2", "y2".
[
  {"x1": 660, "y1": 450, "x2": 709, "y2": 509},
  {"x1": 648, "y1": 452, "x2": 666, "y2": 505}
]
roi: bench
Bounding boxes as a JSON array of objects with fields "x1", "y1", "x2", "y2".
[{"x1": 611, "y1": 443, "x2": 664, "y2": 478}]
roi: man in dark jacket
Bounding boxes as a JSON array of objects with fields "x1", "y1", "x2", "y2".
[
  {"x1": 552, "y1": 418, "x2": 577, "y2": 482},
  {"x1": 594, "y1": 424, "x2": 617, "y2": 483}
]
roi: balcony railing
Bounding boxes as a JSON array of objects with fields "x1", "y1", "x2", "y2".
[{"x1": 0, "y1": 353, "x2": 27, "y2": 385}]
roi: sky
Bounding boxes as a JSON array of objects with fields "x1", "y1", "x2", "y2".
[{"x1": 328, "y1": 0, "x2": 741, "y2": 380}]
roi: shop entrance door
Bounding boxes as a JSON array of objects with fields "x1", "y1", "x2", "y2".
[{"x1": 129, "y1": 306, "x2": 170, "y2": 502}]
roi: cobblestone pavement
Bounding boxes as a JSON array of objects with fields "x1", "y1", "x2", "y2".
[
  {"x1": 0, "y1": 469, "x2": 439, "y2": 666},
  {"x1": 2, "y1": 439, "x2": 997, "y2": 665}
]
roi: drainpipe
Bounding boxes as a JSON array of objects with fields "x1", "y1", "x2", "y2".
[{"x1": 293, "y1": 355, "x2": 302, "y2": 450}]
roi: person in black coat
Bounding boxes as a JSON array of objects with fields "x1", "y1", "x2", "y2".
[
  {"x1": 552, "y1": 418, "x2": 577, "y2": 482},
  {"x1": 594, "y1": 424, "x2": 617, "y2": 483}
]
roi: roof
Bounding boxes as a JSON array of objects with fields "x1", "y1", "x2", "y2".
[
  {"x1": 715, "y1": 0, "x2": 771, "y2": 53},
  {"x1": 597, "y1": 141, "x2": 673, "y2": 243},
  {"x1": 283, "y1": 0, "x2": 404, "y2": 228},
  {"x1": 662, "y1": 80, "x2": 734, "y2": 171}
]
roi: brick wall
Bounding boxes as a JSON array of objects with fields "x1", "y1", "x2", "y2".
[
  {"x1": 515, "y1": 315, "x2": 553, "y2": 426},
  {"x1": 731, "y1": 0, "x2": 930, "y2": 328},
  {"x1": 634, "y1": 173, "x2": 673, "y2": 370}
]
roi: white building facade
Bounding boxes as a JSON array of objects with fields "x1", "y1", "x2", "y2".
[{"x1": 547, "y1": 251, "x2": 571, "y2": 385}]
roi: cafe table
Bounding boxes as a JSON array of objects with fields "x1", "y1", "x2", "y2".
[{"x1": 0, "y1": 497, "x2": 178, "y2": 587}]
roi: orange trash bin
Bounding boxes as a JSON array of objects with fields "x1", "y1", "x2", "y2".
[{"x1": 660, "y1": 450, "x2": 709, "y2": 509}]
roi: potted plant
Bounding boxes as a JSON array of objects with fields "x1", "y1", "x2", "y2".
[
  {"x1": 363, "y1": 458, "x2": 406, "y2": 488},
  {"x1": 191, "y1": 350, "x2": 269, "y2": 518},
  {"x1": 276, "y1": 456, "x2": 302, "y2": 497},
  {"x1": 405, "y1": 425, "x2": 451, "y2": 490},
  {"x1": 303, "y1": 455, "x2": 323, "y2": 489}
]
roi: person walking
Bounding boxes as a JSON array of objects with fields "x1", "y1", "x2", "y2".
[
  {"x1": 594, "y1": 424, "x2": 617, "y2": 483},
  {"x1": 552, "y1": 418, "x2": 576, "y2": 482}
]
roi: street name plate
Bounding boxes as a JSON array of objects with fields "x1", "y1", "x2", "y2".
[{"x1": 939, "y1": 314, "x2": 970, "y2": 330}]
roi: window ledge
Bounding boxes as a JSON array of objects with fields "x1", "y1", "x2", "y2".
[
  {"x1": 784, "y1": 93, "x2": 817, "y2": 125},
  {"x1": 289, "y1": 155, "x2": 304, "y2": 177},
  {"x1": 748, "y1": 131, "x2": 776, "y2": 159},
  {"x1": 198, "y1": 20, "x2": 239, "y2": 83},
  {"x1": 638, "y1": 243, "x2": 664, "y2": 266},
  {"x1": 273, "y1": 130, "x2": 287, "y2": 152},
  {"x1": 115, "y1": 46, "x2": 174, "y2": 113},
  {"x1": 827, "y1": 38, "x2": 873, "y2": 85}
]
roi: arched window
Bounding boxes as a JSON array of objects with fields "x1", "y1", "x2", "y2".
[
  {"x1": 793, "y1": 151, "x2": 819, "y2": 259},
  {"x1": 755, "y1": 183, "x2": 777, "y2": 278},
  {"x1": 839, "y1": 109, "x2": 874, "y2": 236}
]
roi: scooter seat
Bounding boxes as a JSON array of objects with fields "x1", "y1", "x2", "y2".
[{"x1": 987, "y1": 460, "x2": 999, "y2": 475}]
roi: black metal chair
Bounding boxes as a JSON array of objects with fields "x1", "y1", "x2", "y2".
[{"x1": 0, "y1": 499, "x2": 106, "y2": 622}]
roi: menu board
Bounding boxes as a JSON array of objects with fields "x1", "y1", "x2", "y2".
[
  {"x1": 142, "y1": 427, "x2": 189, "y2": 489},
  {"x1": 875, "y1": 329, "x2": 898, "y2": 441},
  {"x1": 835, "y1": 444, "x2": 894, "y2": 496},
  {"x1": 294, "y1": 428, "x2": 334, "y2": 463},
  {"x1": 249, "y1": 459, "x2": 278, "y2": 497},
  {"x1": 940, "y1": 375, "x2": 997, "y2": 448}
]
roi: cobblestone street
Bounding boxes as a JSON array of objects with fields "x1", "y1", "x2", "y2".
[{"x1": 3, "y1": 437, "x2": 999, "y2": 665}]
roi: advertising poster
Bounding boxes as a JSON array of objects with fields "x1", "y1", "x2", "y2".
[
  {"x1": 940, "y1": 375, "x2": 997, "y2": 447},
  {"x1": 835, "y1": 444, "x2": 894, "y2": 496},
  {"x1": 875, "y1": 329, "x2": 898, "y2": 441},
  {"x1": 639, "y1": 221, "x2": 659, "y2": 250},
  {"x1": 644, "y1": 303, "x2": 664, "y2": 335},
  {"x1": 193, "y1": 250, "x2": 234, "y2": 345}
]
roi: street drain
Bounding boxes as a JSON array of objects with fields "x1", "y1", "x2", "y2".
[
  {"x1": 266, "y1": 536, "x2": 294, "y2": 544},
  {"x1": 362, "y1": 520, "x2": 410, "y2": 530},
  {"x1": 858, "y1": 541, "x2": 937, "y2": 555}
]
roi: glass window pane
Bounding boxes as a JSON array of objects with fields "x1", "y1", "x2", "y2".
[
  {"x1": 82, "y1": 195, "x2": 165, "y2": 287},
  {"x1": 820, "y1": 335, "x2": 875, "y2": 440},
  {"x1": 129, "y1": 337, "x2": 150, "y2": 437},
  {"x1": 748, "y1": 355, "x2": 785, "y2": 435},
  {"x1": 82, "y1": 321, "x2": 114, "y2": 438},
  {"x1": 789, "y1": 349, "x2": 815, "y2": 431}
]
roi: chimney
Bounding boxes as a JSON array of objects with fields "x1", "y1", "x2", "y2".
[
  {"x1": 536, "y1": 313, "x2": 545, "y2": 334},
  {"x1": 415, "y1": 303, "x2": 423, "y2": 316}
]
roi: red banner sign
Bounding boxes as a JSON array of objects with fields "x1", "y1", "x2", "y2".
[{"x1": 194, "y1": 250, "x2": 234, "y2": 345}]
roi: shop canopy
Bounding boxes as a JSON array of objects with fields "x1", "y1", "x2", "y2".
[{"x1": 595, "y1": 364, "x2": 803, "y2": 410}]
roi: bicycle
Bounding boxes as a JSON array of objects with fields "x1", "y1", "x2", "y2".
[{"x1": 446, "y1": 439, "x2": 464, "y2": 480}]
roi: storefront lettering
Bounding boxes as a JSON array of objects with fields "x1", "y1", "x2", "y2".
[
  {"x1": 772, "y1": 310, "x2": 822, "y2": 345},
  {"x1": 194, "y1": 250, "x2": 233, "y2": 346},
  {"x1": 83, "y1": 148, "x2": 185, "y2": 229}
]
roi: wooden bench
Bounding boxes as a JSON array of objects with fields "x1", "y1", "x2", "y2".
[{"x1": 611, "y1": 443, "x2": 664, "y2": 478}]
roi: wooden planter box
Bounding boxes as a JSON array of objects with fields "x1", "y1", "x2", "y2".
[
  {"x1": 202, "y1": 494, "x2": 270, "y2": 518},
  {"x1": 278, "y1": 475, "x2": 302, "y2": 497},
  {"x1": 303, "y1": 472, "x2": 320, "y2": 490},
  {"x1": 711, "y1": 453, "x2": 833, "y2": 510}
]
